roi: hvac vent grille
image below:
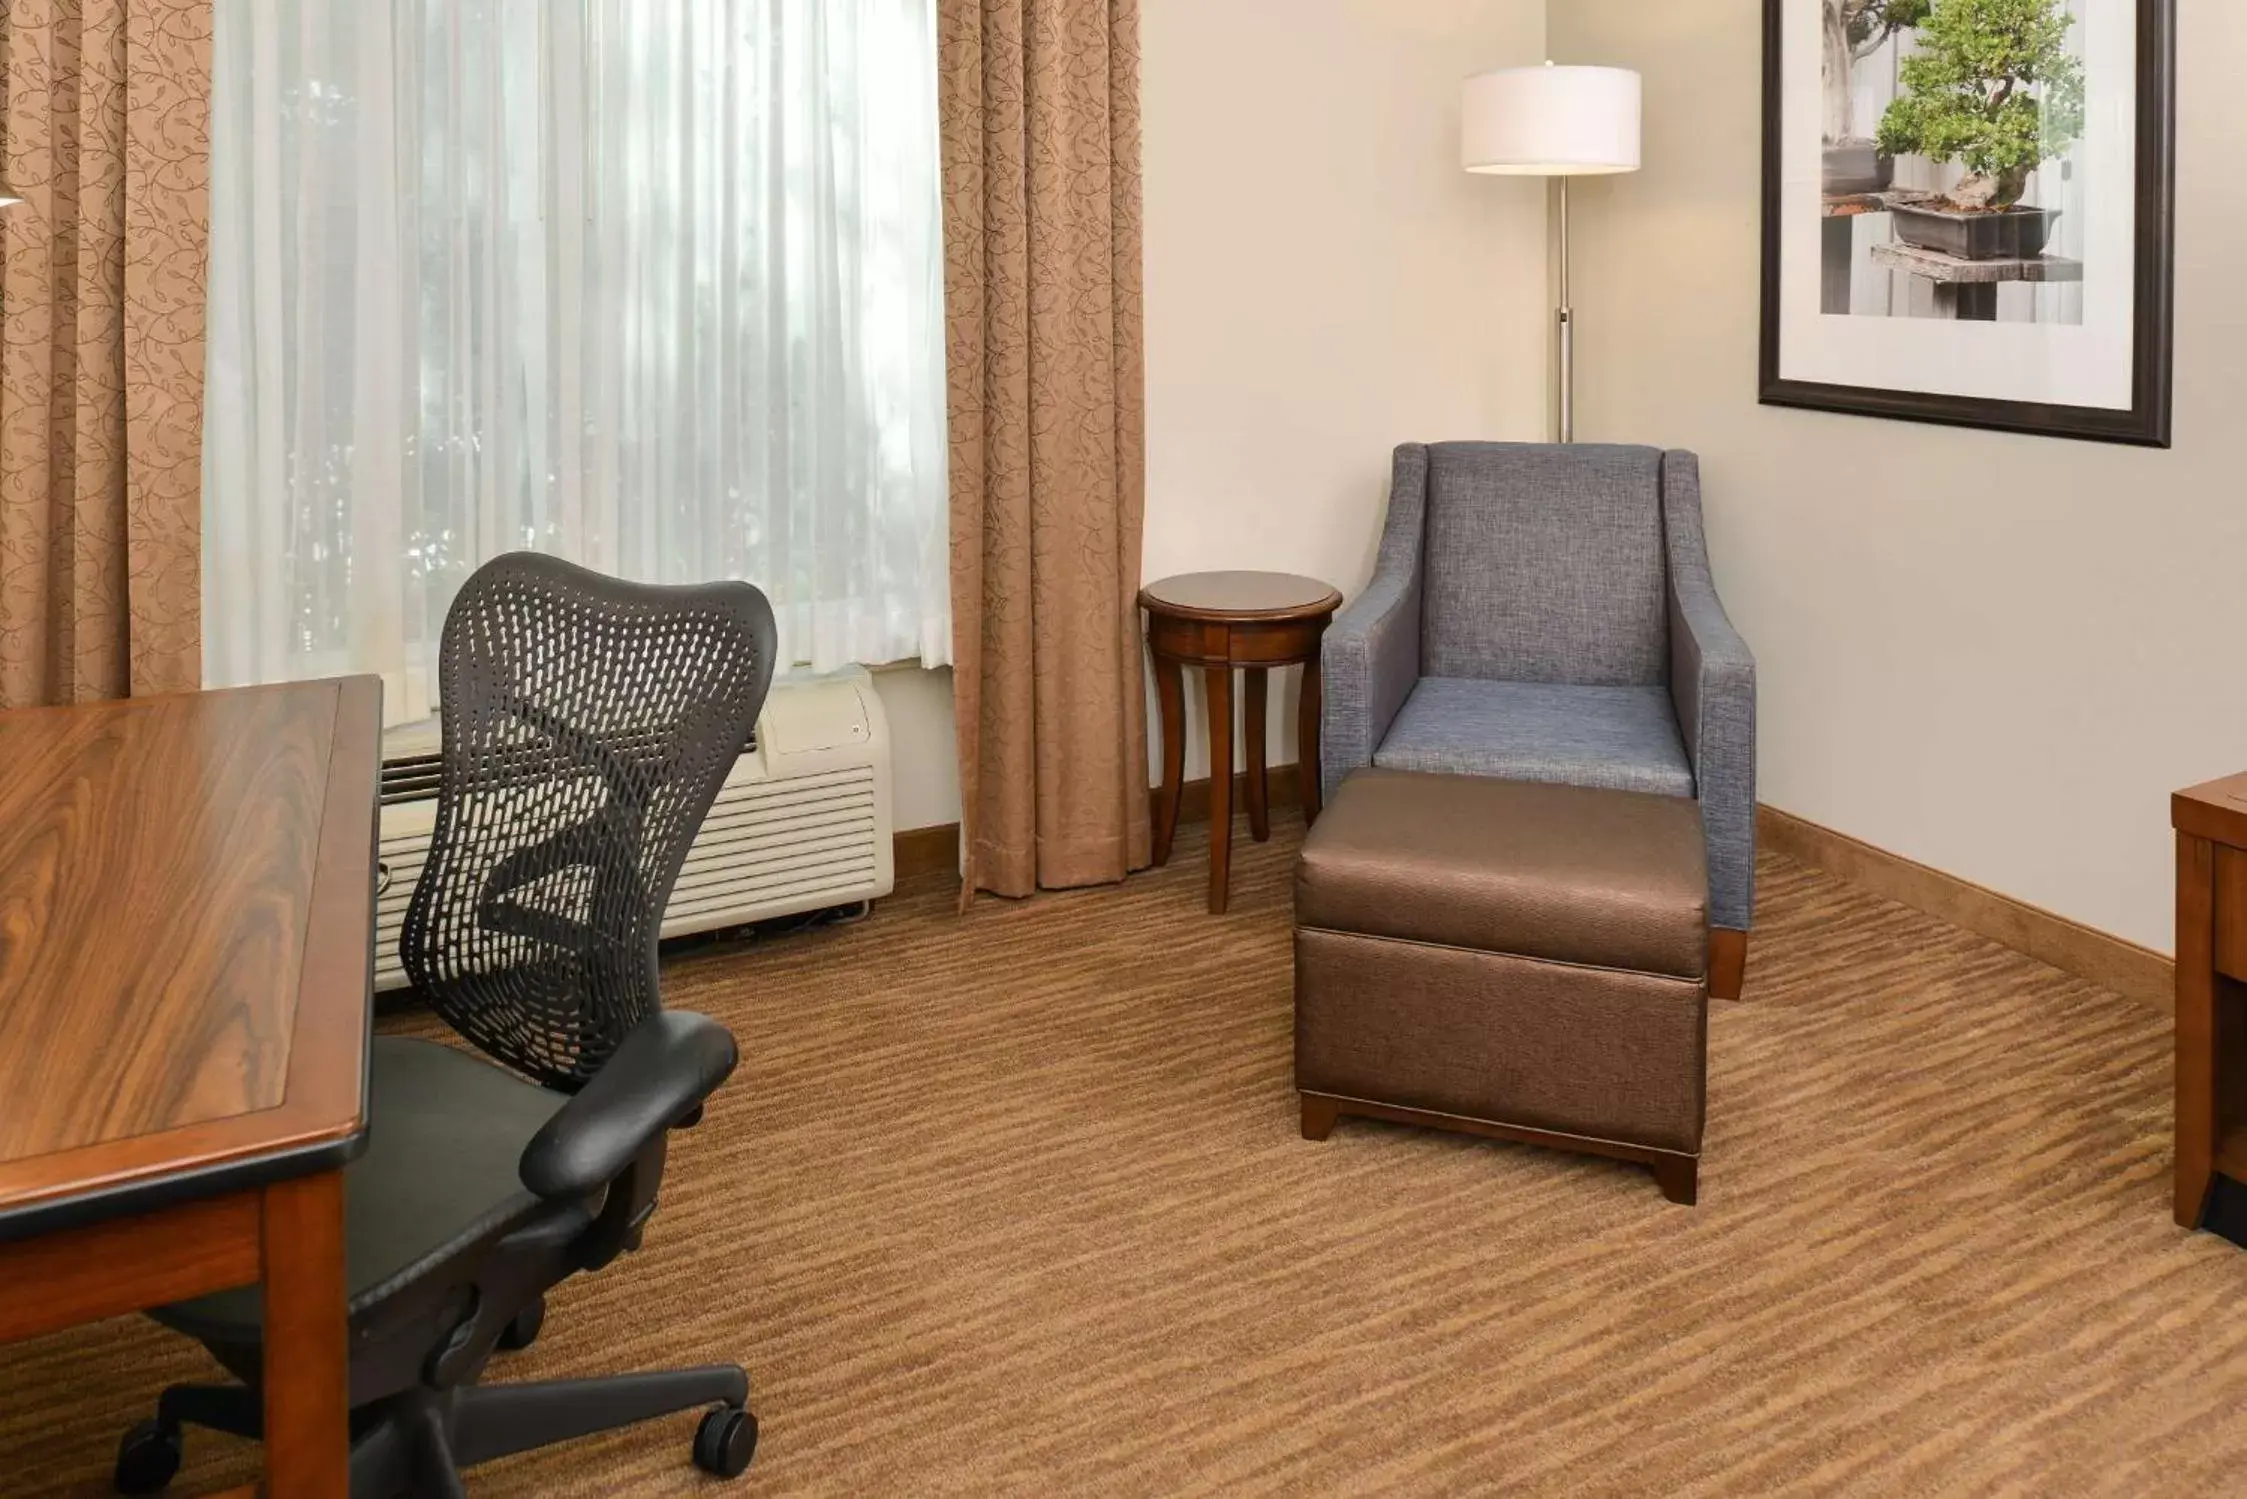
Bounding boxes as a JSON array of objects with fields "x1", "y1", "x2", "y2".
[
  {"x1": 379, "y1": 726, "x2": 760, "y2": 806},
  {"x1": 372, "y1": 760, "x2": 879, "y2": 990},
  {"x1": 379, "y1": 754, "x2": 444, "y2": 805}
]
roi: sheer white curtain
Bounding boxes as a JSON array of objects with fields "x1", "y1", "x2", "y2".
[{"x1": 203, "y1": 0, "x2": 950, "y2": 722}]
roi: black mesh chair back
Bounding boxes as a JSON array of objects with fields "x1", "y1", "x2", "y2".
[{"x1": 401, "y1": 552, "x2": 777, "y2": 1089}]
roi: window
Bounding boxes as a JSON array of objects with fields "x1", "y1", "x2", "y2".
[{"x1": 203, "y1": 0, "x2": 950, "y2": 722}]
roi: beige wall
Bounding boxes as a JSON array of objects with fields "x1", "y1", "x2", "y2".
[
  {"x1": 1140, "y1": 0, "x2": 1552, "y2": 783},
  {"x1": 1548, "y1": 0, "x2": 2247, "y2": 951},
  {"x1": 870, "y1": 667, "x2": 962, "y2": 833}
]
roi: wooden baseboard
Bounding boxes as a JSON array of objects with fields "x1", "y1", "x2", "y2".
[
  {"x1": 894, "y1": 823, "x2": 962, "y2": 882},
  {"x1": 892, "y1": 765, "x2": 1305, "y2": 885},
  {"x1": 1758, "y1": 804, "x2": 2173, "y2": 1013},
  {"x1": 901, "y1": 789, "x2": 2170, "y2": 1012},
  {"x1": 1263, "y1": 794, "x2": 2170, "y2": 1017},
  {"x1": 1173, "y1": 764, "x2": 1303, "y2": 828}
]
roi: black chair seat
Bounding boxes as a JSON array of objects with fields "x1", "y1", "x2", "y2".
[{"x1": 152, "y1": 1038, "x2": 581, "y2": 1345}]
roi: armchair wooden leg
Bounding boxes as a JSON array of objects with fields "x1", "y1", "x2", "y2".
[
  {"x1": 1300, "y1": 1093, "x2": 1341, "y2": 1141},
  {"x1": 1709, "y1": 929, "x2": 1748, "y2": 1002}
]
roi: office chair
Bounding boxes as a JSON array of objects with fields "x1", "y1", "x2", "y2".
[{"x1": 114, "y1": 553, "x2": 779, "y2": 1497}]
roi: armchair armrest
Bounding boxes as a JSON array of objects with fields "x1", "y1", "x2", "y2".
[
  {"x1": 519, "y1": 1010, "x2": 738, "y2": 1200},
  {"x1": 1662, "y1": 452, "x2": 1757, "y2": 933},
  {"x1": 1321, "y1": 444, "x2": 1430, "y2": 805}
]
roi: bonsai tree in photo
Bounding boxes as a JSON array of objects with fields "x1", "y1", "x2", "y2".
[{"x1": 1875, "y1": 0, "x2": 2086, "y2": 212}]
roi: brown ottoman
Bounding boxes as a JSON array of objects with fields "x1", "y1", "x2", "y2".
[{"x1": 1294, "y1": 768, "x2": 1710, "y2": 1203}]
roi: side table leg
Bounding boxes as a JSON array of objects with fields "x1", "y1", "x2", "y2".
[
  {"x1": 1298, "y1": 642, "x2": 1325, "y2": 825},
  {"x1": 1245, "y1": 667, "x2": 1270, "y2": 842},
  {"x1": 1152, "y1": 655, "x2": 1186, "y2": 866},
  {"x1": 1206, "y1": 664, "x2": 1234, "y2": 914}
]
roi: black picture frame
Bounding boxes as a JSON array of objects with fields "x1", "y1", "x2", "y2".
[{"x1": 1758, "y1": 0, "x2": 2175, "y2": 447}]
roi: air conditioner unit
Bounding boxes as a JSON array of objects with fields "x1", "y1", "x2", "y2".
[{"x1": 374, "y1": 667, "x2": 895, "y2": 992}]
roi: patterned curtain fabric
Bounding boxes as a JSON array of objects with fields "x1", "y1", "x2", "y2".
[
  {"x1": 940, "y1": 0, "x2": 1149, "y2": 900},
  {"x1": 0, "y1": 0, "x2": 208, "y2": 708}
]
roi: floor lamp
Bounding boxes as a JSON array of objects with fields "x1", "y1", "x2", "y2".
[{"x1": 1461, "y1": 63, "x2": 1641, "y2": 444}]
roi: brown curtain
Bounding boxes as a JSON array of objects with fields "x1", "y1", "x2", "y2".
[
  {"x1": 940, "y1": 0, "x2": 1150, "y2": 900},
  {"x1": 0, "y1": 0, "x2": 207, "y2": 709}
]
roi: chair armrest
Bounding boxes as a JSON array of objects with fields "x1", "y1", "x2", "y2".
[
  {"x1": 1320, "y1": 444, "x2": 1430, "y2": 804},
  {"x1": 1662, "y1": 451, "x2": 1757, "y2": 932},
  {"x1": 519, "y1": 1011, "x2": 738, "y2": 1200},
  {"x1": 1670, "y1": 585, "x2": 1754, "y2": 783}
]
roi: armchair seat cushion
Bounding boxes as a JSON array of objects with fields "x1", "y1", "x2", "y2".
[{"x1": 1372, "y1": 678, "x2": 1695, "y2": 801}]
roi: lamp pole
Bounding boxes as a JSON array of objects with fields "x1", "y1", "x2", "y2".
[{"x1": 1557, "y1": 174, "x2": 1573, "y2": 444}]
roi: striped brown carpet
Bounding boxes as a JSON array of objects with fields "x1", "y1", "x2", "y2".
[{"x1": 4, "y1": 815, "x2": 2245, "y2": 1496}]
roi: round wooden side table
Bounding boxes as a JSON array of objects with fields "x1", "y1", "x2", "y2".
[{"x1": 1140, "y1": 570, "x2": 1343, "y2": 914}]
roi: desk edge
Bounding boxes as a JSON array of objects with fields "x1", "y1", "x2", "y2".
[{"x1": 0, "y1": 1123, "x2": 367, "y2": 1243}]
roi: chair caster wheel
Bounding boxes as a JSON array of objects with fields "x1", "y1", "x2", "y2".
[
  {"x1": 693, "y1": 1405, "x2": 758, "y2": 1478},
  {"x1": 114, "y1": 1419, "x2": 183, "y2": 1495},
  {"x1": 498, "y1": 1295, "x2": 546, "y2": 1350}
]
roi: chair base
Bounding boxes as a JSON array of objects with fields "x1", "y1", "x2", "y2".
[
  {"x1": 1300, "y1": 1091, "x2": 1699, "y2": 1206},
  {"x1": 120, "y1": 1365, "x2": 753, "y2": 1498},
  {"x1": 1709, "y1": 928, "x2": 1749, "y2": 1002}
]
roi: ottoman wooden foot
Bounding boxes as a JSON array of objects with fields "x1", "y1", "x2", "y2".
[
  {"x1": 1651, "y1": 1154, "x2": 1699, "y2": 1206},
  {"x1": 1300, "y1": 1093, "x2": 1340, "y2": 1141}
]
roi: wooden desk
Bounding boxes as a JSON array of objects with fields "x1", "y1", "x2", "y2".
[
  {"x1": 2173, "y1": 770, "x2": 2247, "y2": 1228},
  {"x1": 1142, "y1": 571, "x2": 1342, "y2": 914},
  {"x1": 0, "y1": 679, "x2": 382, "y2": 1497}
]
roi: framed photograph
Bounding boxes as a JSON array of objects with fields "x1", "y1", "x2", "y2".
[{"x1": 1759, "y1": 0, "x2": 2174, "y2": 445}]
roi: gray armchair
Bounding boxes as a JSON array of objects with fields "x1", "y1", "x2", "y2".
[{"x1": 1320, "y1": 442, "x2": 1757, "y2": 998}]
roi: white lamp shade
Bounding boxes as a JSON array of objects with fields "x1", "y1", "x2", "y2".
[{"x1": 1461, "y1": 64, "x2": 1641, "y2": 176}]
